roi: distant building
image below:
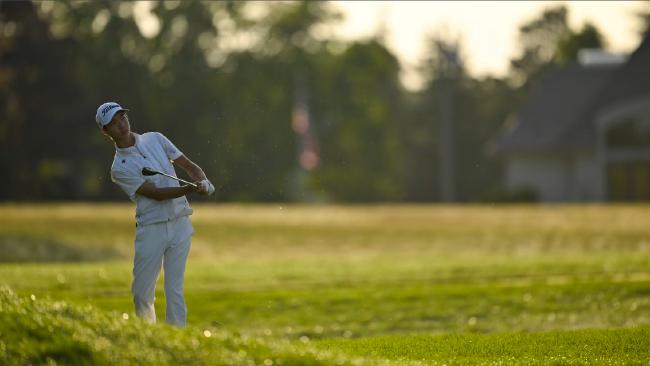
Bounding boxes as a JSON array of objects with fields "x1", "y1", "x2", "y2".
[{"x1": 498, "y1": 32, "x2": 650, "y2": 202}]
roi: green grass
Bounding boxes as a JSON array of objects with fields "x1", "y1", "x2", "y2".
[
  {"x1": 0, "y1": 286, "x2": 359, "y2": 366},
  {"x1": 0, "y1": 204, "x2": 649, "y2": 364},
  {"x1": 317, "y1": 328, "x2": 650, "y2": 365}
]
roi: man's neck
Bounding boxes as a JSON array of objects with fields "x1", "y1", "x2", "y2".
[{"x1": 114, "y1": 132, "x2": 136, "y2": 148}]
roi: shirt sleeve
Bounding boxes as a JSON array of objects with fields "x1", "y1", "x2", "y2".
[
  {"x1": 111, "y1": 168, "x2": 146, "y2": 200},
  {"x1": 156, "y1": 132, "x2": 183, "y2": 161}
]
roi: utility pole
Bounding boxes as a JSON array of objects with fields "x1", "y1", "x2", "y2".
[
  {"x1": 436, "y1": 41, "x2": 459, "y2": 202},
  {"x1": 438, "y1": 76, "x2": 454, "y2": 202}
]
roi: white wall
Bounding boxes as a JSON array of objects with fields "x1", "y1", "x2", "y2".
[
  {"x1": 506, "y1": 153, "x2": 571, "y2": 202},
  {"x1": 569, "y1": 152, "x2": 601, "y2": 201},
  {"x1": 506, "y1": 151, "x2": 601, "y2": 202}
]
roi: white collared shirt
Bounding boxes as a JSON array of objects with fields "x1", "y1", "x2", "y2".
[{"x1": 110, "y1": 132, "x2": 193, "y2": 226}]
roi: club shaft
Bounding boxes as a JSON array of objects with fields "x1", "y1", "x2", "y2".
[{"x1": 156, "y1": 171, "x2": 198, "y2": 188}]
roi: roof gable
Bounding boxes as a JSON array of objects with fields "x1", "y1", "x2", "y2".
[
  {"x1": 499, "y1": 64, "x2": 615, "y2": 152},
  {"x1": 565, "y1": 32, "x2": 650, "y2": 145},
  {"x1": 500, "y1": 32, "x2": 650, "y2": 153}
]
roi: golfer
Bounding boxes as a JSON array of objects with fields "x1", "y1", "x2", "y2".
[{"x1": 96, "y1": 101, "x2": 214, "y2": 327}]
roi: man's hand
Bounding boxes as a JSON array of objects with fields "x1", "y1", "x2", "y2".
[{"x1": 197, "y1": 179, "x2": 215, "y2": 196}]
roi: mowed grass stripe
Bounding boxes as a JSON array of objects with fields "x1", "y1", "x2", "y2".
[
  {"x1": 1, "y1": 260, "x2": 649, "y2": 341},
  {"x1": 316, "y1": 327, "x2": 650, "y2": 365},
  {"x1": 2, "y1": 204, "x2": 650, "y2": 261},
  {"x1": 2, "y1": 261, "x2": 647, "y2": 340}
]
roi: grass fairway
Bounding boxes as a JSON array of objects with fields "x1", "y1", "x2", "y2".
[
  {"x1": 317, "y1": 327, "x2": 650, "y2": 365},
  {"x1": 1, "y1": 203, "x2": 649, "y2": 365}
]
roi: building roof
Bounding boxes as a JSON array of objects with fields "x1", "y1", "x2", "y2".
[
  {"x1": 499, "y1": 32, "x2": 650, "y2": 153},
  {"x1": 565, "y1": 32, "x2": 650, "y2": 146}
]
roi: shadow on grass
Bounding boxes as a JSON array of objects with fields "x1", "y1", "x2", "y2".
[{"x1": 0, "y1": 236, "x2": 122, "y2": 262}]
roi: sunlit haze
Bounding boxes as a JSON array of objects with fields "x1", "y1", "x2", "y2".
[{"x1": 331, "y1": 1, "x2": 647, "y2": 90}]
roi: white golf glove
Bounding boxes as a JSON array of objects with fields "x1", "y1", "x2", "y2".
[{"x1": 199, "y1": 179, "x2": 215, "y2": 196}]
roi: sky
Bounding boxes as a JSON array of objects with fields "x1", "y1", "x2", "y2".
[{"x1": 329, "y1": 1, "x2": 648, "y2": 90}]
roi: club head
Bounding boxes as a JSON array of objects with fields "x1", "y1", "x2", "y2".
[{"x1": 142, "y1": 167, "x2": 158, "y2": 176}]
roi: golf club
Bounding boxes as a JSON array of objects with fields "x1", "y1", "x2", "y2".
[{"x1": 142, "y1": 167, "x2": 198, "y2": 188}]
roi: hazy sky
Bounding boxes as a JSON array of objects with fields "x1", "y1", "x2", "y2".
[{"x1": 330, "y1": 1, "x2": 647, "y2": 90}]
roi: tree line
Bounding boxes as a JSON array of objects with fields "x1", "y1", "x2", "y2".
[{"x1": 1, "y1": 1, "x2": 646, "y2": 202}]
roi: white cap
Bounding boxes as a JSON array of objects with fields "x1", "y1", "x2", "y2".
[{"x1": 95, "y1": 102, "x2": 129, "y2": 128}]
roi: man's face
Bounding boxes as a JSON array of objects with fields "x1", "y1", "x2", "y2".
[{"x1": 102, "y1": 111, "x2": 130, "y2": 140}]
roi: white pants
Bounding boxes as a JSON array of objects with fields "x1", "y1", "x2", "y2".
[{"x1": 132, "y1": 215, "x2": 193, "y2": 327}]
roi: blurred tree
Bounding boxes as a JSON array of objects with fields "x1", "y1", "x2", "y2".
[
  {"x1": 637, "y1": 2, "x2": 650, "y2": 35},
  {"x1": 508, "y1": 6, "x2": 607, "y2": 91},
  {"x1": 404, "y1": 36, "x2": 460, "y2": 201},
  {"x1": 312, "y1": 39, "x2": 404, "y2": 201},
  {"x1": 223, "y1": 1, "x2": 406, "y2": 202},
  {"x1": 509, "y1": 5, "x2": 570, "y2": 87},
  {"x1": 402, "y1": 90, "x2": 439, "y2": 201},
  {"x1": 213, "y1": 1, "x2": 343, "y2": 201},
  {"x1": 5, "y1": 0, "x2": 406, "y2": 203},
  {"x1": 556, "y1": 23, "x2": 605, "y2": 65},
  {"x1": 503, "y1": 5, "x2": 608, "y2": 134},
  {"x1": 210, "y1": 52, "x2": 297, "y2": 201},
  {"x1": 406, "y1": 35, "x2": 514, "y2": 202},
  {"x1": 1, "y1": 1, "x2": 236, "y2": 200},
  {"x1": 233, "y1": 1, "x2": 340, "y2": 200},
  {"x1": 0, "y1": 1, "x2": 90, "y2": 200},
  {"x1": 455, "y1": 76, "x2": 515, "y2": 202}
]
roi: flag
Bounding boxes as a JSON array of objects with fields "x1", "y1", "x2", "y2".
[{"x1": 292, "y1": 84, "x2": 319, "y2": 171}]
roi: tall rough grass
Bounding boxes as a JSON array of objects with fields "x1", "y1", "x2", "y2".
[{"x1": 0, "y1": 286, "x2": 370, "y2": 366}]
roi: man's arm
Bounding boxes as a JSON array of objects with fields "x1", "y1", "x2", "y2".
[
  {"x1": 136, "y1": 181, "x2": 197, "y2": 201},
  {"x1": 173, "y1": 155, "x2": 215, "y2": 196},
  {"x1": 173, "y1": 155, "x2": 207, "y2": 182}
]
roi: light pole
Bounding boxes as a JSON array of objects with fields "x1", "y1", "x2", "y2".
[{"x1": 436, "y1": 41, "x2": 460, "y2": 202}]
